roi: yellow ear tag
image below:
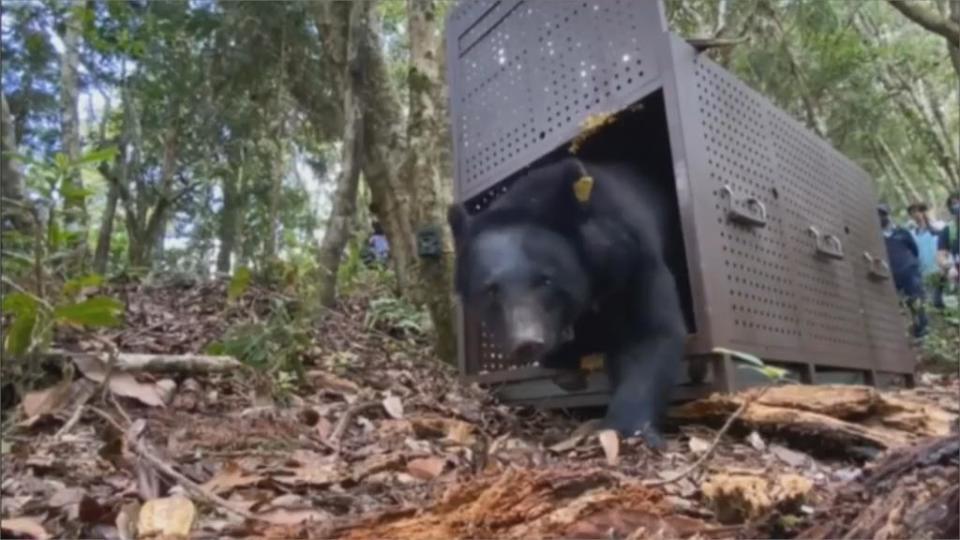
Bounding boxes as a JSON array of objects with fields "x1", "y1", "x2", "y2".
[
  {"x1": 573, "y1": 175, "x2": 594, "y2": 203},
  {"x1": 579, "y1": 354, "x2": 604, "y2": 372}
]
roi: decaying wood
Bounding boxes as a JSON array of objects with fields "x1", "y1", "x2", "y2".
[
  {"x1": 670, "y1": 385, "x2": 955, "y2": 453},
  {"x1": 797, "y1": 434, "x2": 960, "y2": 540},
  {"x1": 48, "y1": 350, "x2": 244, "y2": 374},
  {"x1": 338, "y1": 467, "x2": 715, "y2": 540}
]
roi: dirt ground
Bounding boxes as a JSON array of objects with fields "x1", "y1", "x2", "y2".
[{"x1": 1, "y1": 279, "x2": 957, "y2": 539}]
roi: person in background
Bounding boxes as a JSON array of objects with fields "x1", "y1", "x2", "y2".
[
  {"x1": 936, "y1": 192, "x2": 960, "y2": 298},
  {"x1": 369, "y1": 221, "x2": 390, "y2": 265},
  {"x1": 879, "y1": 204, "x2": 927, "y2": 339},
  {"x1": 908, "y1": 202, "x2": 945, "y2": 309}
]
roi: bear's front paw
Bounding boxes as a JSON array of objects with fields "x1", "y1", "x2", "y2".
[{"x1": 604, "y1": 400, "x2": 665, "y2": 450}]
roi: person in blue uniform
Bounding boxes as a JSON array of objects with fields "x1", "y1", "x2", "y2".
[
  {"x1": 879, "y1": 204, "x2": 927, "y2": 339},
  {"x1": 936, "y1": 192, "x2": 960, "y2": 298}
]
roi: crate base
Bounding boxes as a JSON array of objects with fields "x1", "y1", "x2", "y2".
[{"x1": 468, "y1": 355, "x2": 915, "y2": 410}]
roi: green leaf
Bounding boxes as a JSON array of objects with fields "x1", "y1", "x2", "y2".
[
  {"x1": 63, "y1": 274, "x2": 104, "y2": 298},
  {"x1": 54, "y1": 153, "x2": 70, "y2": 171},
  {"x1": 743, "y1": 364, "x2": 793, "y2": 383},
  {"x1": 54, "y1": 296, "x2": 124, "y2": 328},
  {"x1": 203, "y1": 342, "x2": 226, "y2": 355},
  {"x1": 228, "y1": 266, "x2": 252, "y2": 301},
  {"x1": 75, "y1": 146, "x2": 118, "y2": 166},
  {"x1": 712, "y1": 346, "x2": 764, "y2": 367},
  {"x1": 2, "y1": 293, "x2": 38, "y2": 356},
  {"x1": 60, "y1": 181, "x2": 95, "y2": 203}
]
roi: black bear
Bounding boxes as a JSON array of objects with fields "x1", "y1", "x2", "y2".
[{"x1": 447, "y1": 155, "x2": 688, "y2": 447}]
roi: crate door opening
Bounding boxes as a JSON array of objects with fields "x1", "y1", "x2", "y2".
[{"x1": 461, "y1": 89, "x2": 698, "y2": 383}]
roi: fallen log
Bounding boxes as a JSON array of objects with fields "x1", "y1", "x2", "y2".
[
  {"x1": 47, "y1": 349, "x2": 244, "y2": 374},
  {"x1": 795, "y1": 434, "x2": 960, "y2": 540},
  {"x1": 669, "y1": 385, "x2": 955, "y2": 455}
]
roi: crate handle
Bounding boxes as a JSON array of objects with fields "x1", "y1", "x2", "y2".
[
  {"x1": 863, "y1": 252, "x2": 891, "y2": 280},
  {"x1": 808, "y1": 226, "x2": 845, "y2": 259},
  {"x1": 721, "y1": 185, "x2": 767, "y2": 227}
]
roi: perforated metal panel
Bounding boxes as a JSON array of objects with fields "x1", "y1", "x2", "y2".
[
  {"x1": 693, "y1": 59, "x2": 801, "y2": 349},
  {"x1": 831, "y1": 152, "x2": 913, "y2": 371},
  {"x1": 445, "y1": 0, "x2": 914, "y2": 398},
  {"x1": 447, "y1": 0, "x2": 667, "y2": 203}
]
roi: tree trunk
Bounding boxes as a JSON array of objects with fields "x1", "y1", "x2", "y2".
[
  {"x1": 887, "y1": 0, "x2": 960, "y2": 42},
  {"x1": 354, "y1": 2, "x2": 418, "y2": 293},
  {"x1": 264, "y1": 142, "x2": 285, "y2": 260},
  {"x1": 403, "y1": 0, "x2": 457, "y2": 363},
  {"x1": 92, "y1": 183, "x2": 118, "y2": 274},
  {"x1": 316, "y1": 0, "x2": 369, "y2": 307},
  {"x1": 59, "y1": 4, "x2": 87, "y2": 269},
  {"x1": 1, "y1": 94, "x2": 31, "y2": 234},
  {"x1": 217, "y1": 162, "x2": 243, "y2": 274},
  {"x1": 950, "y1": 0, "x2": 960, "y2": 80}
]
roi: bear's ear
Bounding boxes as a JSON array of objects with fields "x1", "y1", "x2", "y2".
[{"x1": 447, "y1": 203, "x2": 469, "y2": 252}]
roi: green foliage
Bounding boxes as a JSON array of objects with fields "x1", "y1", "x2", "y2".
[
  {"x1": 53, "y1": 296, "x2": 124, "y2": 328},
  {"x1": 62, "y1": 274, "x2": 105, "y2": 299},
  {"x1": 206, "y1": 297, "x2": 311, "y2": 395},
  {"x1": 365, "y1": 296, "x2": 431, "y2": 338},
  {"x1": 713, "y1": 346, "x2": 794, "y2": 383},
  {"x1": 921, "y1": 301, "x2": 960, "y2": 372},
  {"x1": 227, "y1": 266, "x2": 252, "y2": 302},
  {"x1": 2, "y1": 293, "x2": 39, "y2": 356}
]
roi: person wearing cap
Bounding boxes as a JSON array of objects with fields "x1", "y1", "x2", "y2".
[
  {"x1": 879, "y1": 204, "x2": 928, "y2": 339},
  {"x1": 908, "y1": 202, "x2": 945, "y2": 308},
  {"x1": 936, "y1": 192, "x2": 960, "y2": 297}
]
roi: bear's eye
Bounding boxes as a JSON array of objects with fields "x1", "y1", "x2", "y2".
[{"x1": 536, "y1": 275, "x2": 553, "y2": 288}]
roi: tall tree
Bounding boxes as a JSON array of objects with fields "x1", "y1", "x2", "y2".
[
  {"x1": 1, "y1": 94, "x2": 31, "y2": 234},
  {"x1": 352, "y1": 0, "x2": 457, "y2": 361},
  {"x1": 58, "y1": 4, "x2": 86, "y2": 268},
  {"x1": 316, "y1": 0, "x2": 369, "y2": 307},
  {"x1": 887, "y1": 0, "x2": 960, "y2": 79}
]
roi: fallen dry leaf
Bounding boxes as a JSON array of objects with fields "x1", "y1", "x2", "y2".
[
  {"x1": 274, "y1": 458, "x2": 343, "y2": 487},
  {"x1": 382, "y1": 396, "x2": 404, "y2": 419},
  {"x1": 549, "y1": 419, "x2": 603, "y2": 453},
  {"x1": 48, "y1": 487, "x2": 85, "y2": 508},
  {"x1": 259, "y1": 508, "x2": 330, "y2": 526},
  {"x1": 308, "y1": 370, "x2": 361, "y2": 395},
  {"x1": 21, "y1": 379, "x2": 73, "y2": 419},
  {"x1": 598, "y1": 429, "x2": 620, "y2": 466},
  {"x1": 409, "y1": 416, "x2": 476, "y2": 445},
  {"x1": 747, "y1": 431, "x2": 766, "y2": 452},
  {"x1": 72, "y1": 355, "x2": 167, "y2": 407},
  {"x1": 138, "y1": 495, "x2": 196, "y2": 539},
  {"x1": 407, "y1": 457, "x2": 447, "y2": 480},
  {"x1": 115, "y1": 501, "x2": 140, "y2": 540},
  {"x1": 770, "y1": 444, "x2": 810, "y2": 468},
  {"x1": 201, "y1": 461, "x2": 263, "y2": 495},
  {"x1": 688, "y1": 436, "x2": 711, "y2": 454},
  {"x1": 0, "y1": 516, "x2": 50, "y2": 539}
]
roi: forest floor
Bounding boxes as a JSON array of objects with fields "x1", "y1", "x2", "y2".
[{"x1": 1, "y1": 279, "x2": 957, "y2": 540}]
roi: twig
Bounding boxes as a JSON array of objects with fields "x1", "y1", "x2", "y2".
[
  {"x1": 330, "y1": 401, "x2": 381, "y2": 445},
  {"x1": 644, "y1": 385, "x2": 773, "y2": 487},
  {"x1": 110, "y1": 392, "x2": 133, "y2": 427},
  {"x1": 88, "y1": 336, "x2": 121, "y2": 403},
  {"x1": 54, "y1": 382, "x2": 96, "y2": 440},
  {"x1": 88, "y1": 406, "x2": 266, "y2": 523}
]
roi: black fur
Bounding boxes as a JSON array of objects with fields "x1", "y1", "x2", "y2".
[{"x1": 449, "y1": 154, "x2": 688, "y2": 446}]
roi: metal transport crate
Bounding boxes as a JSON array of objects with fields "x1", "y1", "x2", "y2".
[{"x1": 444, "y1": 0, "x2": 915, "y2": 407}]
